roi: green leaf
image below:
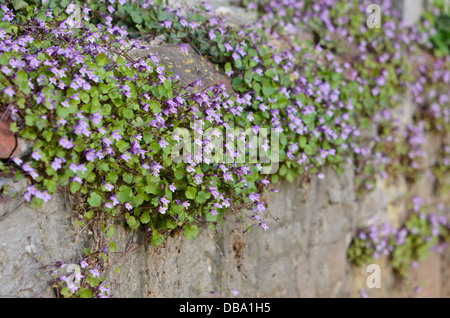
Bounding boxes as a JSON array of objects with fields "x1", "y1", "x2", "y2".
[
  {"x1": 183, "y1": 224, "x2": 199, "y2": 240},
  {"x1": 144, "y1": 184, "x2": 158, "y2": 194},
  {"x1": 79, "y1": 91, "x2": 90, "y2": 104},
  {"x1": 185, "y1": 186, "x2": 197, "y2": 200},
  {"x1": 80, "y1": 289, "x2": 92, "y2": 298},
  {"x1": 11, "y1": 0, "x2": 28, "y2": 10},
  {"x1": 206, "y1": 212, "x2": 218, "y2": 222},
  {"x1": 106, "y1": 225, "x2": 115, "y2": 238},
  {"x1": 131, "y1": 11, "x2": 143, "y2": 24},
  {"x1": 87, "y1": 192, "x2": 102, "y2": 207},
  {"x1": 16, "y1": 69, "x2": 29, "y2": 92},
  {"x1": 151, "y1": 229, "x2": 164, "y2": 246},
  {"x1": 83, "y1": 210, "x2": 94, "y2": 221},
  {"x1": 166, "y1": 218, "x2": 177, "y2": 229},
  {"x1": 234, "y1": 58, "x2": 243, "y2": 69},
  {"x1": 108, "y1": 242, "x2": 116, "y2": 253},
  {"x1": 106, "y1": 171, "x2": 118, "y2": 184},
  {"x1": 88, "y1": 276, "x2": 99, "y2": 288},
  {"x1": 195, "y1": 191, "x2": 208, "y2": 204},
  {"x1": 95, "y1": 53, "x2": 108, "y2": 67},
  {"x1": 9, "y1": 122, "x2": 17, "y2": 133},
  {"x1": 224, "y1": 62, "x2": 231, "y2": 74},
  {"x1": 123, "y1": 109, "x2": 133, "y2": 119},
  {"x1": 117, "y1": 185, "x2": 132, "y2": 203},
  {"x1": 232, "y1": 77, "x2": 245, "y2": 92},
  {"x1": 149, "y1": 101, "x2": 161, "y2": 114},
  {"x1": 262, "y1": 78, "x2": 275, "y2": 97},
  {"x1": 125, "y1": 213, "x2": 136, "y2": 227},
  {"x1": 299, "y1": 136, "x2": 307, "y2": 148},
  {"x1": 140, "y1": 212, "x2": 150, "y2": 224}
]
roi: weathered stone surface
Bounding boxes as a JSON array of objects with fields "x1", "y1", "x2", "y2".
[
  {"x1": 168, "y1": 0, "x2": 257, "y2": 27},
  {"x1": 145, "y1": 227, "x2": 220, "y2": 297},
  {"x1": 441, "y1": 247, "x2": 450, "y2": 297},
  {"x1": 401, "y1": 0, "x2": 425, "y2": 27},
  {"x1": 0, "y1": 187, "x2": 87, "y2": 297},
  {"x1": 103, "y1": 221, "x2": 150, "y2": 298},
  {"x1": 390, "y1": 93, "x2": 418, "y2": 133},
  {"x1": 328, "y1": 32, "x2": 361, "y2": 63},
  {"x1": 0, "y1": 162, "x2": 448, "y2": 298},
  {"x1": 406, "y1": 251, "x2": 442, "y2": 298},
  {"x1": 357, "y1": 176, "x2": 409, "y2": 229},
  {"x1": 136, "y1": 168, "x2": 358, "y2": 298},
  {"x1": 128, "y1": 44, "x2": 232, "y2": 91}
]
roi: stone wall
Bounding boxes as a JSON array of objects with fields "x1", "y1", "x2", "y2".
[{"x1": 1, "y1": 163, "x2": 449, "y2": 298}]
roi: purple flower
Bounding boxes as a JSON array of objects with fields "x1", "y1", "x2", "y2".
[
  {"x1": 74, "y1": 120, "x2": 91, "y2": 137},
  {"x1": 67, "y1": 282, "x2": 78, "y2": 293},
  {"x1": 156, "y1": 66, "x2": 165, "y2": 75},
  {"x1": 80, "y1": 259, "x2": 88, "y2": 268},
  {"x1": 248, "y1": 192, "x2": 260, "y2": 202},
  {"x1": 193, "y1": 174, "x2": 202, "y2": 184},
  {"x1": 159, "y1": 206, "x2": 168, "y2": 214},
  {"x1": 252, "y1": 214, "x2": 261, "y2": 221},
  {"x1": 51, "y1": 157, "x2": 66, "y2": 171},
  {"x1": 4, "y1": 86, "x2": 14, "y2": 97},
  {"x1": 104, "y1": 183, "x2": 114, "y2": 191},
  {"x1": 189, "y1": 20, "x2": 198, "y2": 29},
  {"x1": 125, "y1": 202, "x2": 132, "y2": 211},
  {"x1": 359, "y1": 289, "x2": 369, "y2": 298},
  {"x1": 71, "y1": 176, "x2": 82, "y2": 184},
  {"x1": 414, "y1": 286, "x2": 422, "y2": 294},
  {"x1": 104, "y1": 202, "x2": 113, "y2": 209},
  {"x1": 160, "y1": 195, "x2": 170, "y2": 205},
  {"x1": 111, "y1": 130, "x2": 122, "y2": 141},
  {"x1": 162, "y1": 20, "x2": 172, "y2": 28},
  {"x1": 179, "y1": 18, "x2": 188, "y2": 27},
  {"x1": 65, "y1": 3, "x2": 77, "y2": 14},
  {"x1": 110, "y1": 195, "x2": 119, "y2": 206},
  {"x1": 12, "y1": 157, "x2": 23, "y2": 165},
  {"x1": 159, "y1": 139, "x2": 169, "y2": 148},
  {"x1": 208, "y1": 29, "x2": 216, "y2": 40},
  {"x1": 31, "y1": 151, "x2": 42, "y2": 161},
  {"x1": 85, "y1": 150, "x2": 96, "y2": 162},
  {"x1": 69, "y1": 163, "x2": 85, "y2": 173},
  {"x1": 90, "y1": 112, "x2": 102, "y2": 125},
  {"x1": 1, "y1": 65, "x2": 11, "y2": 75},
  {"x1": 168, "y1": 183, "x2": 177, "y2": 192},
  {"x1": 181, "y1": 201, "x2": 190, "y2": 209},
  {"x1": 179, "y1": 43, "x2": 188, "y2": 55},
  {"x1": 119, "y1": 153, "x2": 131, "y2": 162},
  {"x1": 90, "y1": 267, "x2": 100, "y2": 278},
  {"x1": 59, "y1": 275, "x2": 69, "y2": 283}
]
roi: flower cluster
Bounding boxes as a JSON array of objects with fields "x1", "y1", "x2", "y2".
[
  {"x1": 348, "y1": 197, "x2": 450, "y2": 277},
  {"x1": 0, "y1": 2, "x2": 271, "y2": 246},
  {"x1": 50, "y1": 259, "x2": 111, "y2": 298}
]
